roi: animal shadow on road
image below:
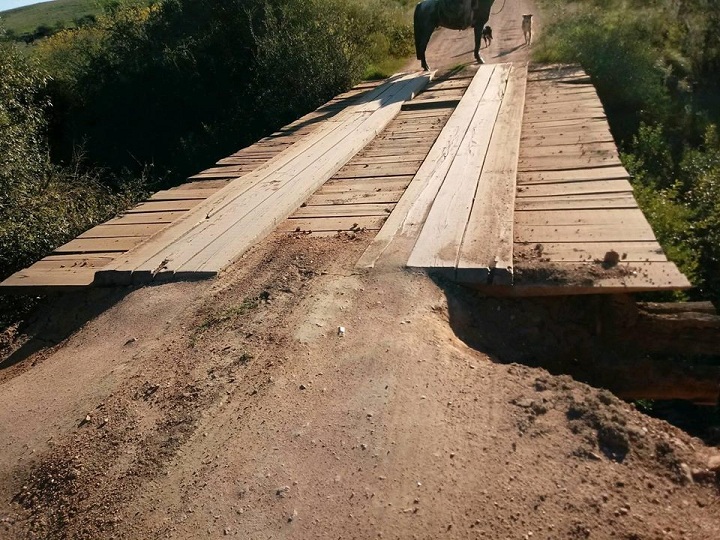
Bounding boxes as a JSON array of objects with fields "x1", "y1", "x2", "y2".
[{"x1": 494, "y1": 43, "x2": 525, "y2": 59}]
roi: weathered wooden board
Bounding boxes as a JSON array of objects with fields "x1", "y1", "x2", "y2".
[
  {"x1": 319, "y1": 177, "x2": 412, "y2": 193},
  {"x1": 293, "y1": 203, "x2": 394, "y2": 218},
  {"x1": 516, "y1": 179, "x2": 632, "y2": 197},
  {"x1": 517, "y1": 166, "x2": 630, "y2": 183},
  {"x1": 334, "y1": 163, "x2": 421, "y2": 178},
  {"x1": 514, "y1": 241, "x2": 667, "y2": 263},
  {"x1": 514, "y1": 224, "x2": 657, "y2": 243},
  {"x1": 519, "y1": 141, "x2": 619, "y2": 159},
  {"x1": 457, "y1": 62, "x2": 529, "y2": 284},
  {"x1": 408, "y1": 65, "x2": 511, "y2": 273},
  {"x1": 521, "y1": 134, "x2": 615, "y2": 147},
  {"x1": 487, "y1": 262, "x2": 691, "y2": 295},
  {"x1": 127, "y1": 200, "x2": 202, "y2": 213},
  {"x1": 358, "y1": 64, "x2": 504, "y2": 269},
  {"x1": 179, "y1": 180, "x2": 232, "y2": 190},
  {"x1": 31, "y1": 254, "x2": 116, "y2": 270},
  {"x1": 345, "y1": 156, "x2": 425, "y2": 165},
  {"x1": 105, "y1": 212, "x2": 187, "y2": 225},
  {"x1": 0, "y1": 268, "x2": 96, "y2": 291},
  {"x1": 515, "y1": 208, "x2": 650, "y2": 226},
  {"x1": 279, "y1": 216, "x2": 386, "y2": 232},
  {"x1": 518, "y1": 154, "x2": 622, "y2": 171},
  {"x1": 515, "y1": 194, "x2": 638, "y2": 211},
  {"x1": 401, "y1": 98, "x2": 461, "y2": 111},
  {"x1": 54, "y1": 237, "x2": 144, "y2": 254},
  {"x1": 78, "y1": 223, "x2": 167, "y2": 238},
  {"x1": 150, "y1": 189, "x2": 218, "y2": 201},
  {"x1": 306, "y1": 190, "x2": 405, "y2": 205}
]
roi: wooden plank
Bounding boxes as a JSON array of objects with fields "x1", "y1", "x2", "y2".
[
  {"x1": 525, "y1": 87, "x2": 598, "y2": 98},
  {"x1": 78, "y1": 223, "x2": 167, "y2": 238},
  {"x1": 517, "y1": 166, "x2": 630, "y2": 183},
  {"x1": 523, "y1": 112, "x2": 606, "y2": 123},
  {"x1": 127, "y1": 200, "x2": 202, "y2": 213},
  {"x1": 54, "y1": 237, "x2": 143, "y2": 254},
  {"x1": 457, "y1": 62, "x2": 529, "y2": 284},
  {"x1": 516, "y1": 179, "x2": 632, "y2": 197},
  {"x1": 514, "y1": 223, "x2": 656, "y2": 243},
  {"x1": 513, "y1": 241, "x2": 667, "y2": 263},
  {"x1": 493, "y1": 262, "x2": 691, "y2": 295},
  {"x1": 415, "y1": 89, "x2": 465, "y2": 100},
  {"x1": 359, "y1": 147, "x2": 433, "y2": 158},
  {"x1": 319, "y1": 177, "x2": 411, "y2": 194},
  {"x1": 179, "y1": 180, "x2": 232, "y2": 190},
  {"x1": 145, "y1": 72, "x2": 433, "y2": 280},
  {"x1": 393, "y1": 110, "x2": 451, "y2": 120},
  {"x1": 401, "y1": 99, "x2": 460, "y2": 111},
  {"x1": 334, "y1": 163, "x2": 420, "y2": 178},
  {"x1": 306, "y1": 190, "x2": 404, "y2": 205},
  {"x1": 293, "y1": 203, "x2": 394, "y2": 218},
  {"x1": 515, "y1": 194, "x2": 638, "y2": 211},
  {"x1": 347, "y1": 156, "x2": 424, "y2": 165},
  {"x1": 524, "y1": 102, "x2": 603, "y2": 114},
  {"x1": 521, "y1": 123, "x2": 613, "y2": 137},
  {"x1": 280, "y1": 216, "x2": 386, "y2": 232},
  {"x1": 150, "y1": 189, "x2": 215, "y2": 201},
  {"x1": 515, "y1": 208, "x2": 650, "y2": 226},
  {"x1": 379, "y1": 132, "x2": 442, "y2": 140},
  {"x1": 408, "y1": 64, "x2": 510, "y2": 274},
  {"x1": 357, "y1": 64, "x2": 502, "y2": 269},
  {"x1": 105, "y1": 212, "x2": 188, "y2": 225},
  {"x1": 31, "y1": 256, "x2": 115, "y2": 270},
  {"x1": 0, "y1": 268, "x2": 96, "y2": 291},
  {"x1": 188, "y1": 169, "x2": 255, "y2": 180},
  {"x1": 518, "y1": 155, "x2": 622, "y2": 171},
  {"x1": 521, "y1": 134, "x2": 615, "y2": 147},
  {"x1": 520, "y1": 141, "x2": 618, "y2": 157}
]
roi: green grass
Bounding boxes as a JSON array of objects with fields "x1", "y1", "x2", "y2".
[{"x1": 0, "y1": 0, "x2": 104, "y2": 36}]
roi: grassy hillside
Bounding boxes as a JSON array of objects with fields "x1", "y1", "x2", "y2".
[{"x1": 0, "y1": 0, "x2": 104, "y2": 35}]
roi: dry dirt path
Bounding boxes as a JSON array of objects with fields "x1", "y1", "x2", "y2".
[{"x1": 1, "y1": 2, "x2": 720, "y2": 539}]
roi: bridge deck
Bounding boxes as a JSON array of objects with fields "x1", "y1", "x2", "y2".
[
  {"x1": 358, "y1": 64, "x2": 690, "y2": 295},
  {"x1": 1, "y1": 64, "x2": 691, "y2": 296}
]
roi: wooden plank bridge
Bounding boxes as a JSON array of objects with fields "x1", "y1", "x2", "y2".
[{"x1": 0, "y1": 63, "x2": 690, "y2": 296}]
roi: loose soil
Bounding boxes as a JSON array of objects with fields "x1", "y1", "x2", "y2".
[{"x1": 2, "y1": 2, "x2": 719, "y2": 539}]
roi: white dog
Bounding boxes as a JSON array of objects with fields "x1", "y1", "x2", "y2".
[{"x1": 522, "y1": 14, "x2": 533, "y2": 45}]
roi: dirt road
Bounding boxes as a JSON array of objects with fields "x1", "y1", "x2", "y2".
[{"x1": 2, "y1": 2, "x2": 719, "y2": 539}]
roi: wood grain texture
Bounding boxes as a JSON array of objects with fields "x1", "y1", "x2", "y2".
[
  {"x1": 408, "y1": 64, "x2": 510, "y2": 272},
  {"x1": 457, "y1": 62, "x2": 529, "y2": 284}
]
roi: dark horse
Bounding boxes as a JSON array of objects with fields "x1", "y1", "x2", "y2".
[{"x1": 414, "y1": 0, "x2": 495, "y2": 71}]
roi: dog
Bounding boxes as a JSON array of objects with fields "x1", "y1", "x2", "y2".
[
  {"x1": 481, "y1": 25, "x2": 493, "y2": 48},
  {"x1": 522, "y1": 14, "x2": 533, "y2": 45}
]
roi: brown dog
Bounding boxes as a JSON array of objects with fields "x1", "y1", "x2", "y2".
[{"x1": 522, "y1": 14, "x2": 533, "y2": 45}]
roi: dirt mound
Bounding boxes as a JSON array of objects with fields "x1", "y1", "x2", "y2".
[{"x1": 1, "y1": 231, "x2": 719, "y2": 539}]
